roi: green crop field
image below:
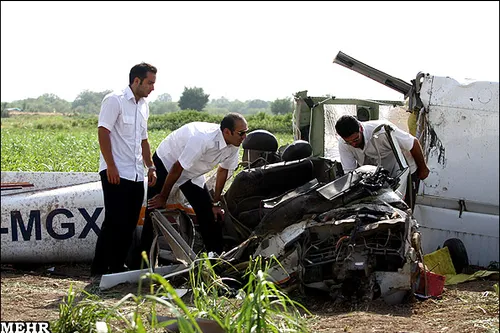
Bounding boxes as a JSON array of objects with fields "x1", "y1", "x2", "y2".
[{"x1": 1, "y1": 115, "x2": 294, "y2": 172}]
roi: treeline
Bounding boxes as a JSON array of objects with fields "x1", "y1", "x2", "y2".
[
  {"x1": 0, "y1": 91, "x2": 111, "y2": 117},
  {"x1": 1, "y1": 87, "x2": 293, "y2": 118}
]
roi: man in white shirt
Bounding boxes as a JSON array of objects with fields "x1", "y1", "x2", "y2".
[
  {"x1": 91, "y1": 62, "x2": 158, "y2": 277},
  {"x1": 335, "y1": 115, "x2": 429, "y2": 209},
  {"x1": 140, "y1": 113, "x2": 248, "y2": 259}
]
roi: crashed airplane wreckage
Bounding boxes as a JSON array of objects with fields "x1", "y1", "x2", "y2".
[
  {"x1": 151, "y1": 147, "x2": 421, "y2": 305},
  {"x1": 1, "y1": 51, "x2": 498, "y2": 303}
]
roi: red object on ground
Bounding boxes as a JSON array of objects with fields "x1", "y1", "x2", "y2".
[{"x1": 417, "y1": 270, "x2": 446, "y2": 297}]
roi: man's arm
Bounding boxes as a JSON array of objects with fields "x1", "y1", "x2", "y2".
[
  {"x1": 141, "y1": 139, "x2": 157, "y2": 186},
  {"x1": 212, "y1": 166, "x2": 229, "y2": 222},
  {"x1": 410, "y1": 138, "x2": 430, "y2": 180},
  {"x1": 338, "y1": 140, "x2": 358, "y2": 172},
  {"x1": 147, "y1": 160, "x2": 184, "y2": 209},
  {"x1": 98, "y1": 126, "x2": 120, "y2": 184},
  {"x1": 213, "y1": 166, "x2": 229, "y2": 203}
]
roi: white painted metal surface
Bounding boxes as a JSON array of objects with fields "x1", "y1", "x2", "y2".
[
  {"x1": 419, "y1": 76, "x2": 499, "y2": 204},
  {"x1": 1, "y1": 171, "x2": 100, "y2": 195},
  {"x1": 266, "y1": 248, "x2": 300, "y2": 285},
  {"x1": 99, "y1": 264, "x2": 188, "y2": 290},
  {"x1": 414, "y1": 205, "x2": 499, "y2": 267},
  {"x1": 1, "y1": 171, "x2": 197, "y2": 264},
  {"x1": 415, "y1": 75, "x2": 499, "y2": 267},
  {"x1": 2, "y1": 174, "x2": 107, "y2": 263},
  {"x1": 1, "y1": 172, "x2": 144, "y2": 264},
  {"x1": 254, "y1": 220, "x2": 306, "y2": 257},
  {"x1": 375, "y1": 264, "x2": 412, "y2": 304}
]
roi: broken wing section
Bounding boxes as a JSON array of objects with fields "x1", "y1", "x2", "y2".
[{"x1": 415, "y1": 74, "x2": 499, "y2": 267}]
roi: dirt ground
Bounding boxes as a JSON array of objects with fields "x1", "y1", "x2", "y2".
[{"x1": 1, "y1": 263, "x2": 498, "y2": 333}]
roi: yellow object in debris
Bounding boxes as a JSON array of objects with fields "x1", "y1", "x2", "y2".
[
  {"x1": 445, "y1": 271, "x2": 499, "y2": 285},
  {"x1": 407, "y1": 110, "x2": 418, "y2": 137},
  {"x1": 423, "y1": 246, "x2": 456, "y2": 276}
]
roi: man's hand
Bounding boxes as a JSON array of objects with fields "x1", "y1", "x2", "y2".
[
  {"x1": 106, "y1": 164, "x2": 120, "y2": 184},
  {"x1": 410, "y1": 138, "x2": 430, "y2": 181},
  {"x1": 417, "y1": 165, "x2": 430, "y2": 180},
  {"x1": 147, "y1": 169, "x2": 157, "y2": 186},
  {"x1": 213, "y1": 206, "x2": 225, "y2": 223},
  {"x1": 148, "y1": 193, "x2": 168, "y2": 209}
]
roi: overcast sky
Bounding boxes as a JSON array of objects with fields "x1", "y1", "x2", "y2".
[{"x1": 1, "y1": 1, "x2": 499, "y2": 103}]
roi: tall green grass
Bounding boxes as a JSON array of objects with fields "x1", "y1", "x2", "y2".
[
  {"x1": 1, "y1": 128, "x2": 101, "y2": 172},
  {"x1": 51, "y1": 254, "x2": 310, "y2": 332},
  {"x1": 51, "y1": 285, "x2": 113, "y2": 333},
  {"x1": 1, "y1": 114, "x2": 293, "y2": 172}
]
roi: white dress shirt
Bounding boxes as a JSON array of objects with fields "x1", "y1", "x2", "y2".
[
  {"x1": 155, "y1": 122, "x2": 240, "y2": 188},
  {"x1": 338, "y1": 120, "x2": 417, "y2": 176},
  {"x1": 98, "y1": 86, "x2": 149, "y2": 182}
]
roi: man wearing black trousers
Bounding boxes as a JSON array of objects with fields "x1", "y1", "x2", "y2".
[
  {"x1": 137, "y1": 113, "x2": 248, "y2": 267},
  {"x1": 90, "y1": 62, "x2": 158, "y2": 278}
]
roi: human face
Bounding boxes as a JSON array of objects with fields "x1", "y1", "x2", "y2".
[
  {"x1": 342, "y1": 129, "x2": 363, "y2": 148},
  {"x1": 227, "y1": 120, "x2": 248, "y2": 147},
  {"x1": 135, "y1": 72, "x2": 156, "y2": 98}
]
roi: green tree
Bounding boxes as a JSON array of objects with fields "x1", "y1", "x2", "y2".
[
  {"x1": 6, "y1": 94, "x2": 72, "y2": 114},
  {"x1": 270, "y1": 98, "x2": 292, "y2": 115},
  {"x1": 210, "y1": 97, "x2": 231, "y2": 108},
  {"x1": 156, "y1": 93, "x2": 172, "y2": 102},
  {"x1": 39, "y1": 93, "x2": 59, "y2": 104},
  {"x1": 1, "y1": 102, "x2": 9, "y2": 118},
  {"x1": 72, "y1": 89, "x2": 112, "y2": 114},
  {"x1": 248, "y1": 99, "x2": 269, "y2": 109},
  {"x1": 227, "y1": 100, "x2": 245, "y2": 114},
  {"x1": 149, "y1": 100, "x2": 180, "y2": 114},
  {"x1": 178, "y1": 87, "x2": 210, "y2": 111}
]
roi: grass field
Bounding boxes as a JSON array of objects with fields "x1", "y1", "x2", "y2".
[{"x1": 1, "y1": 115, "x2": 294, "y2": 172}]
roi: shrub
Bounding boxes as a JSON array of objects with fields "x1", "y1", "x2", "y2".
[
  {"x1": 148, "y1": 110, "x2": 293, "y2": 134},
  {"x1": 149, "y1": 110, "x2": 222, "y2": 131}
]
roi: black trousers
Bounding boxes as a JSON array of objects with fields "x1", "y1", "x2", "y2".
[
  {"x1": 90, "y1": 170, "x2": 144, "y2": 276},
  {"x1": 138, "y1": 152, "x2": 223, "y2": 266}
]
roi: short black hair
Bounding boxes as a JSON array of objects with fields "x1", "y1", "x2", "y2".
[
  {"x1": 129, "y1": 62, "x2": 157, "y2": 85},
  {"x1": 335, "y1": 115, "x2": 360, "y2": 138},
  {"x1": 220, "y1": 113, "x2": 246, "y2": 131}
]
